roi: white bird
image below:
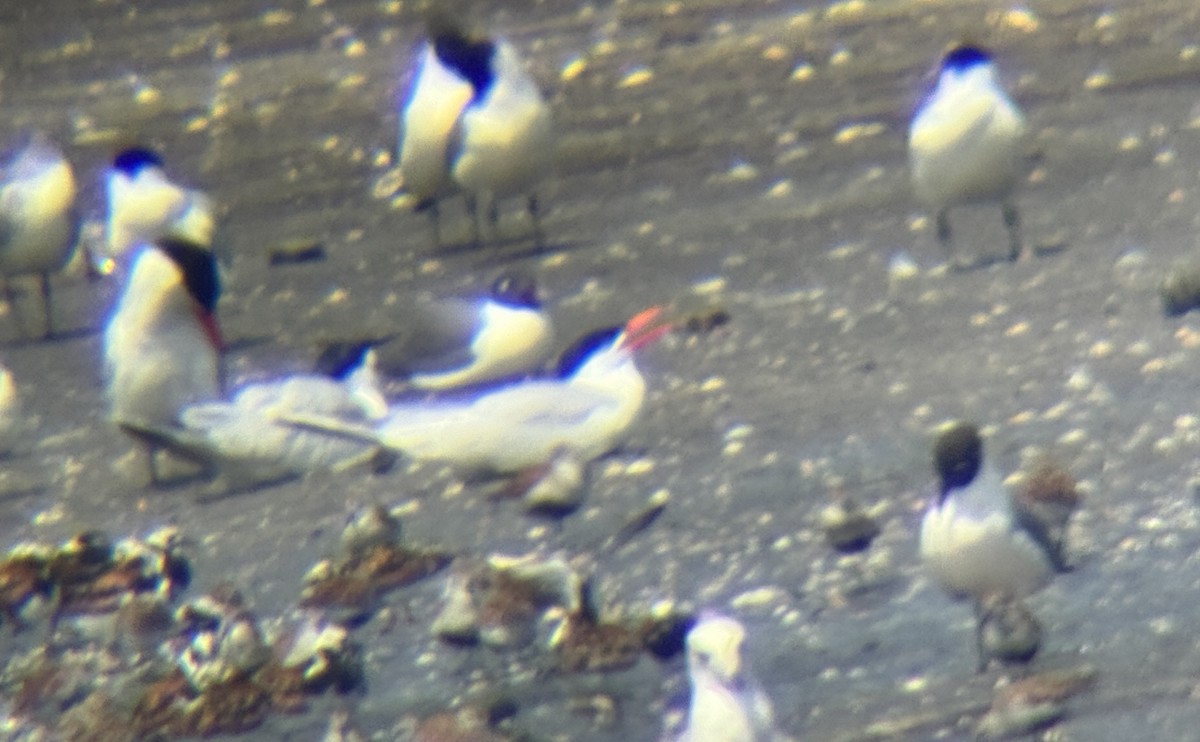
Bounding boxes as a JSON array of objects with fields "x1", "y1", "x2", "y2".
[
  {"x1": 104, "y1": 237, "x2": 222, "y2": 484},
  {"x1": 397, "y1": 30, "x2": 476, "y2": 245},
  {"x1": 101, "y1": 147, "x2": 214, "y2": 274},
  {"x1": 152, "y1": 352, "x2": 390, "y2": 485},
  {"x1": 398, "y1": 14, "x2": 553, "y2": 247},
  {"x1": 292, "y1": 306, "x2": 670, "y2": 475},
  {"x1": 672, "y1": 613, "x2": 784, "y2": 742},
  {"x1": 314, "y1": 270, "x2": 554, "y2": 392},
  {"x1": 0, "y1": 132, "x2": 79, "y2": 339},
  {"x1": 908, "y1": 45, "x2": 1026, "y2": 266},
  {"x1": 0, "y1": 363, "x2": 24, "y2": 456},
  {"x1": 919, "y1": 422, "x2": 1056, "y2": 601}
]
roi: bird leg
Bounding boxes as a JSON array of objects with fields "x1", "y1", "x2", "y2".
[
  {"x1": 1002, "y1": 201, "x2": 1022, "y2": 261},
  {"x1": 38, "y1": 273, "x2": 54, "y2": 340},
  {"x1": 935, "y1": 208, "x2": 955, "y2": 266},
  {"x1": 528, "y1": 194, "x2": 545, "y2": 251}
]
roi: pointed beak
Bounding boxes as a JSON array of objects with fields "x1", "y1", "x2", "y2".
[{"x1": 620, "y1": 305, "x2": 672, "y2": 351}]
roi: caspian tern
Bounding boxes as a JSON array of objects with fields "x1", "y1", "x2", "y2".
[
  {"x1": 103, "y1": 237, "x2": 221, "y2": 484},
  {"x1": 314, "y1": 269, "x2": 554, "y2": 392},
  {"x1": 101, "y1": 147, "x2": 214, "y2": 274},
  {"x1": 909, "y1": 45, "x2": 1026, "y2": 265},
  {"x1": 0, "y1": 132, "x2": 79, "y2": 339},
  {"x1": 291, "y1": 306, "x2": 670, "y2": 475}
]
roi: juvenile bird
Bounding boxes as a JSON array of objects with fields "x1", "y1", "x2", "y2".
[
  {"x1": 909, "y1": 45, "x2": 1026, "y2": 266},
  {"x1": 671, "y1": 613, "x2": 788, "y2": 742},
  {"x1": 0, "y1": 132, "x2": 79, "y2": 338}
]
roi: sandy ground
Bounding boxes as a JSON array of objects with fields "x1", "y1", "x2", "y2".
[{"x1": 5, "y1": 0, "x2": 1200, "y2": 739}]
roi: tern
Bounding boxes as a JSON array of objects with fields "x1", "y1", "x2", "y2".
[
  {"x1": 909, "y1": 45, "x2": 1026, "y2": 266},
  {"x1": 398, "y1": 12, "x2": 552, "y2": 247},
  {"x1": 291, "y1": 306, "x2": 670, "y2": 475},
  {"x1": 0, "y1": 132, "x2": 80, "y2": 339},
  {"x1": 102, "y1": 147, "x2": 214, "y2": 274},
  {"x1": 103, "y1": 237, "x2": 221, "y2": 484},
  {"x1": 314, "y1": 269, "x2": 554, "y2": 392},
  {"x1": 151, "y1": 351, "x2": 390, "y2": 485}
]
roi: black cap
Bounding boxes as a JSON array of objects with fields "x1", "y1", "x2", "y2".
[
  {"x1": 491, "y1": 270, "x2": 539, "y2": 309},
  {"x1": 113, "y1": 147, "x2": 164, "y2": 176},
  {"x1": 933, "y1": 422, "x2": 983, "y2": 496},
  {"x1": 556, "y1": 326, "x2": 621, "y2": 378},
  {"x1": 941, "y1": 45, "x2": 993, "y2": 73}
]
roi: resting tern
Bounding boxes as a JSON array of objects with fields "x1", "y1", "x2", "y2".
[
  {"x1": 101, "y1": 147, "x2": 214, "y2": 274},
  {"x1": 0, "y1": 132, "x2": 79, "y2": 338},
  {"x1": 292, "y1": 306, "x2": 670, "y2": 475},
  {"x1": 103, "y1": 237, "x2": 221, "y2": 484},
  {"x1": 314, "y1": 270, "x2": 554, "y2": 392},
  {"x1": 909, "y1": 45, "x2": 1026, "y2": 266},
  {"x1": 153, "y1": 351, "x2": 390, "y2": 485}
]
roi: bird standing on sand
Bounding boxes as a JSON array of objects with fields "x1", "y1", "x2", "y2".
[
  {"x1": 908, "y1": 45, "x2": 1026, "y2": 266},
  {"x1": 101, "y1": 147, "x2": 214, "y2": 274},
  {"x1": 0, "y1": 132, "x2": 79, "y2": 339},
  {"x1": 920, "y1": 422, "x2": 1073, "y2": 669},
  {"x1": 398, "y1": 12, "x2": 553, "y2": 248},
  {"x1": 919, "y1": 423, "x2": 1057, "y2": 600},
  {"x1": 103, "y1": 237, "x2": 221, "y2": 484}
]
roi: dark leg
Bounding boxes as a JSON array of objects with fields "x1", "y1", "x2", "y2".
[
  {"x1": 1002, "y1": 201, "x2": 1022, "y2": 262},
  {"x1": 935, "y1": 208, "x2": 960, "y2": 268},
  {"x1": 465, "y1": 194, "x2": 482, "y2": 246},
  {"x1": 528, "y1": 194, "x2": 545, "y2": 250},
  {"x1": 427, "y1": 201, "x2": 442, "y2": 249},
  {"x1": 39, "y1": 273, "x2": 54, "y2": 340},
  {"x1": 3, "y1": 280, "x2": 23, "y2": 338}
]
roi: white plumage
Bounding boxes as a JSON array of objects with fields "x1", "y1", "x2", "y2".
[
  {"x1": 909, "y1": 46, "x2": 1026, "y2": 264},
  {"x1": 919, "y1": 423, "x2": 1054, "y2": 601},
  {"x1": 104, "y1": 239, "x2": 221, "y2": 482},
  {"x1": 295, "y1": 307, "x2": 668, "y2": 475},
  {"x1": 674, "y1": 614, "x2": 782, "y2": 742},
  {"x1": 102, "y1": 148, "x2": 213, "y2": 273},
  {"x1": 0, "y1": 132, "x2": 79, "y2": 338}
]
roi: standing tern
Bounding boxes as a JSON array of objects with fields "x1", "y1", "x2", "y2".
[
  {"x1": 291, "y1": 306, "x2": 670, "y2": 475},
  {"x1": 0, "y1": 132, "x2": 79, "y2": 339},
  {"x1": 101, "y1": 147, "x2": 214, "y2": 274},
  {"x1": 103, "y1": 237, "x2": 221, "y2": 484},
  {"x1": 909, "y1": 45, "x2": 1026, "y2": 266},
  {"x1": 398, "y1": 12, "x2": 553, "y2": 247}
]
